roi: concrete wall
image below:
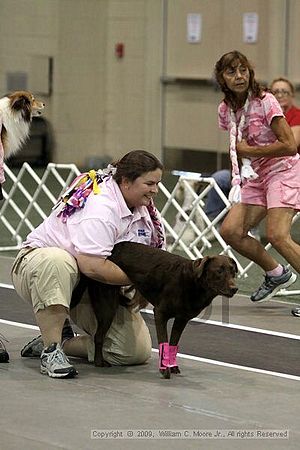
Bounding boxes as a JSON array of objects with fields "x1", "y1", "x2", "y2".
[
  {"x1": 0, "y1": 0, "x2": 299, "y2": 171},
  {"x1": 0, "y1": 0, "x2": 163, "y2": 167}
]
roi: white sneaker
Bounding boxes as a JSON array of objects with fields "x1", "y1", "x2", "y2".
[
  {"x1": 21, "y1": 335, "x2": 44, "y2": 357},
  {"x1": 40, "y1": 343, "x2": 78, "y2": 378},
  {"x1": 251, "y1": 266, "x2": 297, "y2": 302},
  {"x1": 21, "y1": 319, "x2": 75, "y2": 358}
]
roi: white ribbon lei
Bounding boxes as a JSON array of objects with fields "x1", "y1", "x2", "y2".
[{"x1": 228, "y1": 96, "x2": 258, "y2": 204}]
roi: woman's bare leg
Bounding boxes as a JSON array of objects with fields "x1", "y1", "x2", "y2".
[
  {"x1": 266, "y1": 207, "x2": 300, "y2": 273},
  {"x1": 220, "y1": 203, "x2": 279, "y2": 271}
]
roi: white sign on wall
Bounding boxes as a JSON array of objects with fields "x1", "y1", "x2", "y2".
[
  {"x1": 187, "y1": 13, "x2": 202, "y2": 43},
  {"x1": 243, "y1": 12, "x2": 259, "y2": 43}
]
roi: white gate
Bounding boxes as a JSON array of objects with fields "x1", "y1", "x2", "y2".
[
  {"x1": 1, "y1": 164, "x2": 299, "y2": 296},
  {"x1": 158, "y1": 170, "x2": 300, "y2": 297},
  {"x1": 0, "y1": 162, "x2": 80, "y2": 252}
]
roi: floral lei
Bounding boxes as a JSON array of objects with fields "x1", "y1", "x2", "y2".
[{"x1": 52, "y1": 164, "x2": 165, "y2": 248}]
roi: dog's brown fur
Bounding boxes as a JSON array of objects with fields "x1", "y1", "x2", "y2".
[{"x1": 71, "y1": 242, "x2": 238, "y2": 378}]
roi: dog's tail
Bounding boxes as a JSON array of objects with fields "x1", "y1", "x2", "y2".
[{"x1": 120, "y1": 286, "x2": 149, "y2": 311}]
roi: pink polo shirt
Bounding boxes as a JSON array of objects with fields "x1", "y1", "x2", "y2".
[
  {"x1": 218, "y1": 92, "x2": 299, "y2": 178},
  {"x1": 23, "y1": 177, "x2": 157, "y2": 257}
]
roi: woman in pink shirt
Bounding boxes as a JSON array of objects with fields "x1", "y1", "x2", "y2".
[
  {"x1": 11, "y1": 150, "x2": 165, "y2": 378},
  {"x1": 271, "y1": 78, "x2": 300, "y2": 317},
  {"x1": 214, "y1": 51, "x2": 300, "y2": 304}
]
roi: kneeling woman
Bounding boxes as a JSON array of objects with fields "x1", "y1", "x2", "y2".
[{"x1": 11, "y1": 150, "x2": 165, "y2": 378}]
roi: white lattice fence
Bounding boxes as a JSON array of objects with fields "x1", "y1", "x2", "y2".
[
  {"x1": 158, "y1": 171, "x2": 300, "y2": 297},
  {"x1": 0, "y1": 162, "x2": 80, "y2": 251},
  {"x1": 158, "y1": 172, "x2": 242, "y2": 270},
  {"x1": 1, "y1": 164, "x2": 299, "y2": 296}
]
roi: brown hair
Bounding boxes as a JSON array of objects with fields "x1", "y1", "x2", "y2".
[
  {"x1": 214, "y1": 50, "x2": 264, "y2": 110},
  {"x1": 113, "y1": 150, "x2": 163, "y2": 184},
  {"x1": 270, "y1": 77, "x2": 295, "y2": 95}
]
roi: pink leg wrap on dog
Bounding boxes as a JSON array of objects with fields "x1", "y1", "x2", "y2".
[
  {"x1": 159, "y1": 342, "x2": 169, "y2": 370},
  {"x1": 168, "y1": 345, "x2": 179, "y2": 367}
]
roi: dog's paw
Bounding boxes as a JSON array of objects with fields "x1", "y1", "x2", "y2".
[
  {"x1": 160, "y1": 368, "x2": 171, "y2": 379},
  {"x1": 170, "y1": 366, "x2": 180, "y2": 374}
]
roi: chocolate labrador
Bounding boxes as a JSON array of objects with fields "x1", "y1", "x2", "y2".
[{"x1": 71, "y1": 242, "x2": 238, "y2": 379}]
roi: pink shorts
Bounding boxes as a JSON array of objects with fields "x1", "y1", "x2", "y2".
[{"x1": 241, "y1": 158, "x2": 300, "y2": 210}]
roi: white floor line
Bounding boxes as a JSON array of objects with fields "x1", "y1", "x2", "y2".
[
  {"x1": 1, "y1": 318, "x2": 299, "y2": 382},
  {"x1": 1, "y1": 282, "x2": 299, "y2": 340},
  {"x1": 151, "y1": 349, "x2": 300, "y2": 382},
  {"x1": 239, "y1": 292, "x2": 300, "y2": 306},
  {"x1": 190, "y1": 317, "x2": 300, "y2": 340},
  {"x1": 0, "y1": 282, "x2": 14, "y2": 290},
  {"x1": 0, "y1": 318, "x2": 39, "y2": 330},
  {"x1": 142, "y1": 308, "x2": 300, "y2": 340}
]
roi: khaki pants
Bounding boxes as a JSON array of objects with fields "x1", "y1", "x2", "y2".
[{"x1": 11, "y1": 247, "x2": 152, "y2": 365}]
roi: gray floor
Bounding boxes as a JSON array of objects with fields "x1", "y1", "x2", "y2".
[{"x1": 1, "y1": 255, "x2": 300, "y2": 450}]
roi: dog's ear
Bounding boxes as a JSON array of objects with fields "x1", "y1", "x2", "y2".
[
  {"x1": 193, "y1": 256, "x2": 211, "y2": 278},
  {"x1": 11, "y1": 95, "x2": 31, "y2": 111}
]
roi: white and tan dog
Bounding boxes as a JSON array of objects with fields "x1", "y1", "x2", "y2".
[
  {"x1": 0, "y1": 90, "x2": 44, "y2": 198},
  {"x1": 0, "y1": 90, "x2": 45, "y2": 158}
]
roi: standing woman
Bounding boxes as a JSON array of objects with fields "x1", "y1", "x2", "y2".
[
  {"x1": 270, "y1": 77, "x2": 300, "y2": 316},
  {"x1": 214, "y1": 50, "x2": 300, "y2": 303}
]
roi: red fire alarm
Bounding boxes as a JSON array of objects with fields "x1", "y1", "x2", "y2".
[{"x1": 115, "y1": 42, "x2": 124, "y2": 58}]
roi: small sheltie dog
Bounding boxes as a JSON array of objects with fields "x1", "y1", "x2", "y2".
[{"x1": 0, "y1": 90, "x2": 45, "y2": 159}]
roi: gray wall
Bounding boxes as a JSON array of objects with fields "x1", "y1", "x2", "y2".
[{"x1": 1, "y1": 0, "x2": 300, "y2": 171}]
